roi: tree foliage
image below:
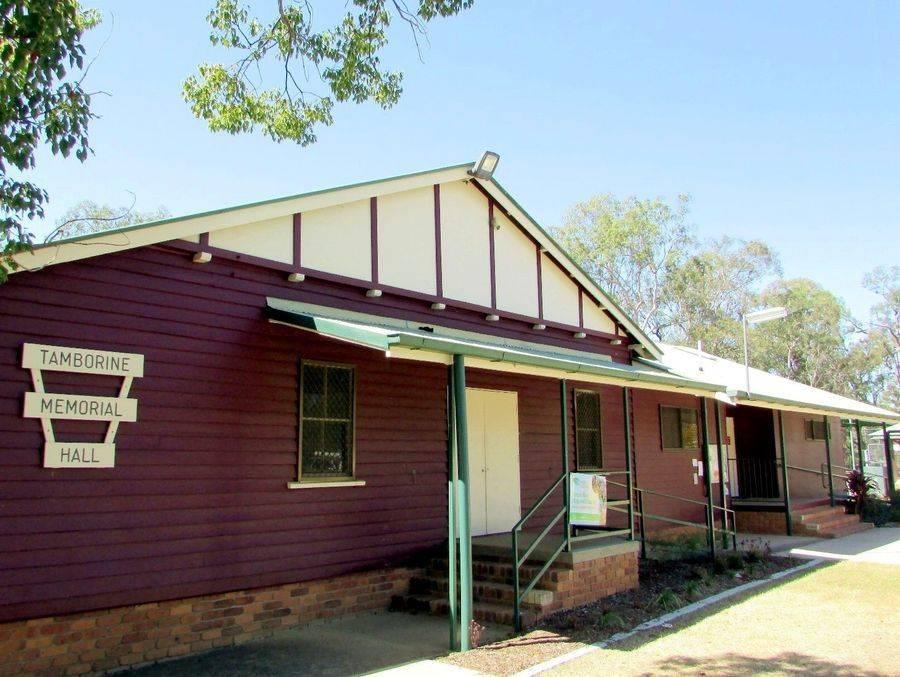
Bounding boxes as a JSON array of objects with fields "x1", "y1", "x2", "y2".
[
  {"x1": 0, "y1": 0, "x2": 100, "y2": 280},
  {"x1": 183, "y1": 0, "x2": 473, "y2": 145},
  {"x1": 556, "y1": 193, "x2": 897, "y2": 406},
  {"x1": 47, "y1": 200, "x2": 170, "y2": 242}
]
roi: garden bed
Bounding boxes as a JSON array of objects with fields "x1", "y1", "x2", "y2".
[{"x1": 440, "y1": 544, "x2": 802, "y2": 676}]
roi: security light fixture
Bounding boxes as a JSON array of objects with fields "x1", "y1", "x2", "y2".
[
  {"x1": 745, "y1": 306, "x2": 789, "y2": 325},
  {"x1": 469, "y1": 151, "x2": 500, "y2": 181},
  {"x1": 742, "y1": 306, "x2": 790, "y2": 396}
]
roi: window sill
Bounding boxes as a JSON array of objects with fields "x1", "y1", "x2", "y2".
[{"x1": 287, "y1": 480, "x2": 366, "y2": 489}]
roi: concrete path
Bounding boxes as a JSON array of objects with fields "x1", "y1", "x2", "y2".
[
  {"x1": 785, "y1": 525, "x2": 900, "y2": 564},
  {"x1": 130, "y1": 611, "x2": 503, "y2": 677}
]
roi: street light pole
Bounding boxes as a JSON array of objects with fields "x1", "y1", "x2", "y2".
[{"x1": 740, "y1": 306, "x2": 790, "y2": 398}]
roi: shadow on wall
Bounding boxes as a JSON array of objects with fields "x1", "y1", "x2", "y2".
[{"x1": 650, "y1": 652, "x2": 883, "y2": 676}]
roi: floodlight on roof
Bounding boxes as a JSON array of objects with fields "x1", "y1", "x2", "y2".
[{"x1": 469, "y1": 151, "x2": 500, "y2": 180}]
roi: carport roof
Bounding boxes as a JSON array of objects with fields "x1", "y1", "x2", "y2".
[{"x1": 265, "y1": 298, "x2": 721, "y2": 395}]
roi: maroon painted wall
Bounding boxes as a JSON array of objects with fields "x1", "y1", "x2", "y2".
[
  {"x1": 0, "y1": 247, "x2": 453, "y2": 623},
  {"x1": 631, "y1": 390, "x2": 722, "y2": 531}
]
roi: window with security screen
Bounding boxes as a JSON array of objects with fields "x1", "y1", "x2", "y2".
[
  {"x1": 660, "y1": 405, "x2": 700, "y2": 451},
  {"x1": 575, "y1": 390, "x2": 602, "y2": 469},
  {"x1": 805, "y1": 419, "x2": 827, "y2": 441},
  {"x1": 299, "y1": 362, "x2": 355, "y2": 480}
]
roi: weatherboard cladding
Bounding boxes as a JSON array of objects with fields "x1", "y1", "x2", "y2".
[{"x1": 0, "y1": 244, "x2": 657, "y2": 623}]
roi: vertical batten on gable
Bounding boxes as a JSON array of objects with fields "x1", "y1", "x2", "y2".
[
  {"x1": 300, "y1": 199, "x2": 372, "y2": 280},
  {"x1": 376, "y1": 186, "x2": 437, "y2": 294},
  {"x1": 439, "y1": 181, "x2": 491, "y2": 306}
]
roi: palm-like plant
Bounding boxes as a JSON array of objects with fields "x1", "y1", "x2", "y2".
[{"x1": 846, "y1": 470, "x2": 877, "y2": 515}]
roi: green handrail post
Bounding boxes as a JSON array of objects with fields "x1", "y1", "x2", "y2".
[
  {"x1": 884, "y1": 423, "x2": 897, "y2": 500},
  {"x1": 778, "y1": 411, "x2": 793, "y2": 536},
  {"x1": 699, "y1": 397, "x2": 716, "y2": 560},
  {"x1": 637, "y1": 490, "x2": 647, "y2": 559},
  {"x1": 824, "y1": 415, "x2": 835, "y2": 508},
  {"x1": 623, "y1": 387, "x2": 635, "y2": 541},
  {"x1": 446, "y1": 377, "x2": 459, "y2": 651},
  {"x1": 560, "y1": 379, "x2": 571, "y2": 552},
  {"x1": 511, "y1": 529, "x2": 520, "y2": 631},
  {"x1": 452, "y1": 355, "x2": 472, "y2": 651},
  {"x1": 713, "y1": 401, "x2": 729, "y2": 549}
]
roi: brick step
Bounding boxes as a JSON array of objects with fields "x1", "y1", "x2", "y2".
[
  {"x1": 791, "y1": 505, "x2": 847, "y2": 522},
  {"x1": 411, "y1": 575, "x2": 556, "y2": 608},
  {"x1": 428, "y1": 595, "x2": 536, "y2": 627},
  {"x1": 427, "y1": 559, "x2": 573, "y2": 590},
  {"x1": 800, "y1": 514, "x2": 862, "y2": 533},
  {"x1": 818, "y1": 521, "x2": 874, "y2": 539}
]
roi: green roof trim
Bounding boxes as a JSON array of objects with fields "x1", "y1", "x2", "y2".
[{"x1": 268, "y1": 306, "x2": 399, "y2": 353}]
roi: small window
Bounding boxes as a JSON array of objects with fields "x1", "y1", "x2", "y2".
[
  {"x1": 660, "y1": 406, "x2": 700, "y2": 451},
  {"x1": 805, "y1": 419, "x2": 827, "y2": 441},
  {"x1": 575, "y1": 390, "x2": 603, "y2": 469},
  {"x1": 299, "y1": 362, "x2": 355, "y2": 480}
]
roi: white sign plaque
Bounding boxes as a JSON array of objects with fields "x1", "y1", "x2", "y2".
[
  {"x1": 569, "y1": 472, "x2": 608, "y2": 527},
  {"x1": 21, "y1": 343, "x2": 144, "y2": 469},
  {"x1": 44, "y1": 443, "x2": 116, "y2": 468}
]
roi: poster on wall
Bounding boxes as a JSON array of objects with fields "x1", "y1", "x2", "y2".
[
  {"x1": 21, "y1": 343, "x2": 144, "y2": 468},
  {"x1": 569, "y1": 472, "x2": 607, "y2": 527}
]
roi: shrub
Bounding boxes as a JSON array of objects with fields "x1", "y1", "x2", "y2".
[
  {"x1": 652, "y1": 588, "x2": 683, "y2": 612},
  {"x1": 846, "y1": 470, "x2": 878, "y2": 515},
  {"x1": 597, "y1": 611, "x2": 626, "y2": 630},
  {"x1": 684, "y1": 580, "x2": 703, "y2": 600},
  {"x1": 741, "y1": 538, "x2": 772, "y2": 563},
  {"x1": 862, "y1": 499, "x2": 892, "y2": 526},
  {"x1": 725, "y1": 553, "x2": 744, "y2": 570},
  {"x1": 712, "y1": 558, "x2": 728, "y2": 575}
]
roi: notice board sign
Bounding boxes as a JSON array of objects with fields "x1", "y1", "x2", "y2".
[
  {"x1": 569, "y1": 472, "x2": 608, "y2": 527},
  {"x1": 21, "y1": 343, "x2": 144, "y2": 468}
]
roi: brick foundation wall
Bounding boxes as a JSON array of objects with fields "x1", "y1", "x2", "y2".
[
  {"x1": 734, "y1": 510, "x2": 788, "y2": 535},
  {"x1": 548, "y1": 550, "x2": 639, "y2": 614},
  {"x1": 0, "y1": 566, "x2": 421, "y2": 677}
]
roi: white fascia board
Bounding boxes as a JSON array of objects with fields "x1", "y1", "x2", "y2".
[{"x1": 12, "y1": 164, "x2": 472, "y2": 273}]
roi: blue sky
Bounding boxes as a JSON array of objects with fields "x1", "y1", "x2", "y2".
[{"x1": 28, "y1": 1, "x2": 900, "y2": 319}]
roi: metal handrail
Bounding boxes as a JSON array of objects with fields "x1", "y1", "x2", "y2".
[
  {"x1": 510, "y1": 471, "x2": 568, "y2": 631},
  {"x1": 607, "y1": 479, "x2": 738, "y2": 552}
]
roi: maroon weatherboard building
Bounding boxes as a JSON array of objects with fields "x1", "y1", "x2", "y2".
[{"x1": 1, "y1": 159, "x2": 895, "y2": 674}]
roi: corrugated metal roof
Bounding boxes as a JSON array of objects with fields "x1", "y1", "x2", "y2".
[{"x1": 651, "y1": 343, "x2": 900, "y2": 423}]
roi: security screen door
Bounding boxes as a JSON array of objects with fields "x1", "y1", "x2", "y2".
[{"x1": 465, "y1": 388, "x2": 522, "y2": 536}]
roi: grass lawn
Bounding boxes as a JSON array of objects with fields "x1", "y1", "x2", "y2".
[{"x1": 551, "y1": 560, "x2": 899, "y2": 676}]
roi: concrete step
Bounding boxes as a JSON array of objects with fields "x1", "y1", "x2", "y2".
[
  {"x1": 412, "y1": 575, "x2": 555, "y2": 608},
  {"x1": 391, "y1": 593, "x2": 537, "y2": 627}
]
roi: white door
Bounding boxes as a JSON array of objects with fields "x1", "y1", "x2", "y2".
[{"x1": 466, "y1": 388, "x2": 522, "y2": 536}]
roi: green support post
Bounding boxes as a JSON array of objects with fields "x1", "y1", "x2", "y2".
[
  {"x1": 778, "y1": 411, "x2": 793, "y2": 536},
  {"x1": 451, "y1": 355, "x2": 472, "y2": 652},
  {"x1": 560, "y1": 379, "x2": 571, "y2": 552},
  {"x1": 623, "y1": 387, "x2": 635, "y2": 541},
  {"x1": 855, "y1": 420, "x2": 865, "y2": 477},
  {"x1": 883, "y1": 423, "x2": 896, "y2": 500},
  {"x1": 446, "y1": 378, "x2": 459, "y2": 651},
  {"x1": 699, "y1": 397, "x2": 716, "y2": 559},
  {"x1": 824, "y1": 415, "x2": 835, "y2": 508},
  {"x1": 713, "y1": 401, "x2": 729, "y2": 549}
]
